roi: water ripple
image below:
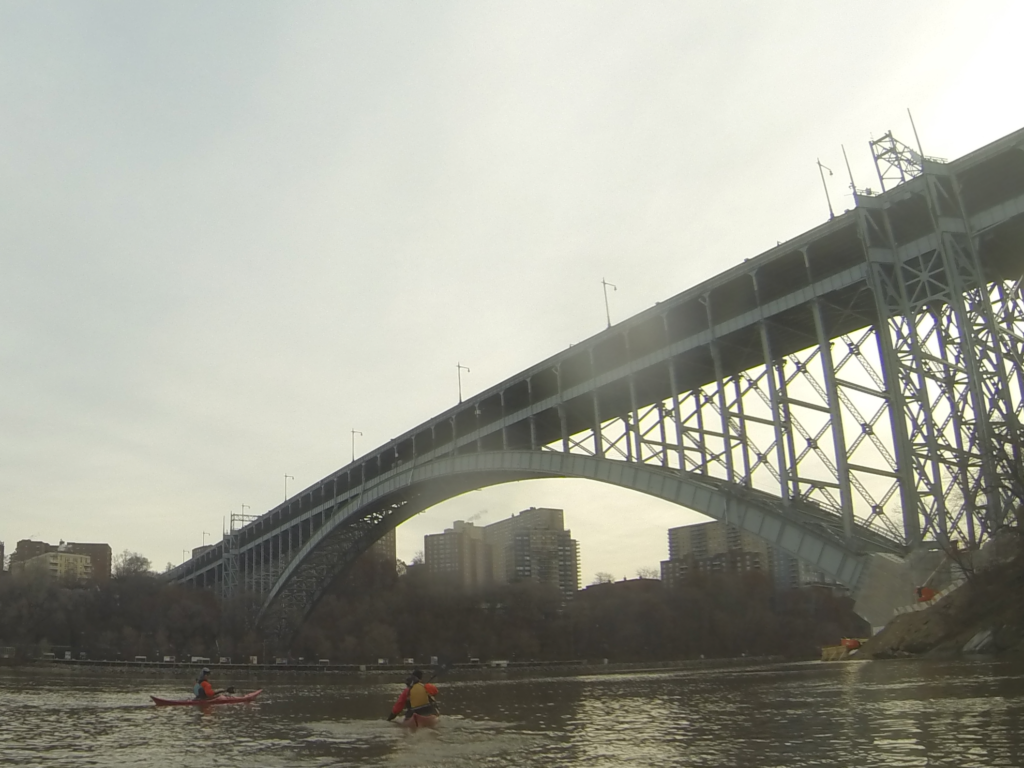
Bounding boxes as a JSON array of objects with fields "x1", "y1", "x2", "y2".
[{"x1": 1, "y1": 659, "x2": 1021, "y2": 767}]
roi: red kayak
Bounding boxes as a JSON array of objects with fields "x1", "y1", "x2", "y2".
[
  {"x1": 151, "y1": 689, "x2": 263, "y2": 706},
  {"x1": 401, "y1": 712, "x2": 440, "y2": 729}
]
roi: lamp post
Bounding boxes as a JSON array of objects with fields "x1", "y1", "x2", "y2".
[
  {"x1": 202, "y1": 531, "x2": 209, "y2": 546},
  {"x1": 456, "y1": 363, "x2": 470, "y2": 403},
  {"x1": 601, "y1": 278, "x2": 617, "y2": 328},
  {"x1": 351, "y1": 430, "x2": 363, "y2": 463},
  {"x1": 284, "y1": 474, "x2": 294, "y2": 501},
  {"x1": 817, "y1": 158, "x2": 835, "y2": 220}
]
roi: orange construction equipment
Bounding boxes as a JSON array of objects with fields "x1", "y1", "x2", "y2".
[{"x1": 915, "y1": 586, "x2": 937, "y2": 603}]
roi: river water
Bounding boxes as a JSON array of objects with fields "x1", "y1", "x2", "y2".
[{"x1": 1, "y1": 658, "x2": 1022, "y2": 767}]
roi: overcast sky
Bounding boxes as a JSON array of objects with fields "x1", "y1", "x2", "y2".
[{"x1": 2, "y1": 1, "x2": 1023, "y2": 582}]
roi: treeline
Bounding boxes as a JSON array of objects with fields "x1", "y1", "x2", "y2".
[
  {"x1": 0, "y1": 569, "x2": 222, "y2": 661},
  {"x1": 0, "y1": 557, "x2": 867, "y2": 663},
  {"x1": 295, "y1": 562, "x2": 868, "y2": 662}
]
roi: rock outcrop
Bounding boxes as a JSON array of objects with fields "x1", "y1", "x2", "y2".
[{"x1": 859, "y1": 535, "x2": 1024, "y2": 659}]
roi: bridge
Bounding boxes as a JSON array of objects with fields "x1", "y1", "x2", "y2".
[{"x1": 168, "y1": 124, "x2": 1024, "y2": 631}]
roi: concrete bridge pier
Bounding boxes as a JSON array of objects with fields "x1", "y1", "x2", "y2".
[{"x1": 853, "y1": 549, "x2": 950, "y2": 631}]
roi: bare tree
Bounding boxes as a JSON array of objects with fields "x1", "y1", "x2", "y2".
[
  {"x1": 591, "y1": 572, "x2": 614, "y2": 585},
  {"x1": 636, "y1": 567, "x2": 660, "y2": 580},
  {"x1": 113, "y1": 550, "x2": 152, "y2": 579}
]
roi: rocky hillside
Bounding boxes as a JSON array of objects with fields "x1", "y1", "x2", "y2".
[{"x1": 860, "y1": 536, "x2": 1024, "y2": 659}]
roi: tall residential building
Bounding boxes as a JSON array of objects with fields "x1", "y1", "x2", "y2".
[
  {"x1": 423, "y1": 508, "x2": 580, "y2": 598},
  {"x1": 660, "y1": 521, "x2": 770, "y2": 587},
  {"x1": 424, "y1": 521, "x2": 491, "y2": 591},
  {"x1": 508, "y1": 527, "x2": 579, "y2": 597},
  {"x1": 368, "y1": 527, "x2": 397, "y2": 565},
  {"x1": 483, "y1": 507, "x2": 566, "y2": 584},
  {"x1": 771, "y1": 551, "x2": 836, "y2": 590},
  {"x1": 666, "y1": 521, "x2": 772, "y2": 562},
  {"x1": 660, "y1": 521, "x2": 834, "y2": 590},
  {"x1": 0, "y1": 540, "x2": 5, "y2": 575}
]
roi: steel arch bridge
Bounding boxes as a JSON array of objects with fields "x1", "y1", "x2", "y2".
[{"x1": 168, "y1": 125, "x2": 1024, "y2": 633}]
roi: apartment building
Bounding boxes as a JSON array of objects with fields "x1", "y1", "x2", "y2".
[
  {"x1": 20, "y1": 547, "x2": 94, "y2": 581},
  {"x1": 424, "y1": 507, "x2": 580, "y2": 598},
  {"x1": 424, "y1": 521, "x2": 491, "y2": 590},
  {"x1": 368, "y1": 527, "x2": 397, "y2": 565},
  {"x1": 9, "y1": 540, "x2": 112, "y2": 582},
  {"x1": 484, "y1": 507, "x2": 566, "y2": 583},
  {"x1": 660, "y1": 520, "x2": 834, "y2": 589},
  {"x1": 508, "y1": 527, "x2": 579, "y2": 597}
]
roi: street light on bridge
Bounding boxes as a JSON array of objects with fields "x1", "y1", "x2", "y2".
[
  {"x1": 817, "y1": 158, "x2": 835, "y2": 220},
  {"x1": 284, "y1": 474, "x2": 294, "y2": 501},
  {"x1": 457, "y1": 362, "x2": 470, "y2": 403},
  {"x1": 351, "y1": 429, "x2": 363, "y2": 463},
  {"x1": 601, "y1": 278, "x2": 617, "y2": 328}
]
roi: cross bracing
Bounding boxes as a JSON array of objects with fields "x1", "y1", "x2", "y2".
[{"x1": 166, "y1": 125, "x2": 1024, "y2": 636}]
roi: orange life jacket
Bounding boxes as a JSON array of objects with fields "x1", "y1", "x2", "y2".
[{"x1": 408, "y1": 682, "x2": 432, "y2": 710}]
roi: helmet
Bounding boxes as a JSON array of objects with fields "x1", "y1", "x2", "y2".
[
  {"x1": 201, "y1": 667, "x2": 210, "y2": 675},
  {"x1": 411, "y1": 669, "x2": 424, "y2": 680}
]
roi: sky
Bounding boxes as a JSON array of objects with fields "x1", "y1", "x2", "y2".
[{"x1": 2, "y1": 1, "x2": 1023, "y2": 583}]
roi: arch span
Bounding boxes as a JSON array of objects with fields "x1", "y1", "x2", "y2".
[{"x1": 256, "y1": 450, "x2": 903, "y2": 632}]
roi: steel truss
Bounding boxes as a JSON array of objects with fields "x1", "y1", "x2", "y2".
[
  {"x1": 549, "y1": 133, "x2": 1024, "y2": 552},
  {"x1": 865, "y1": 132, "x2": 1024, "y2": 544},
  {"x1": 221, "y1": 512, "x2": 259, "y2": 602},
  {"x1": 258, "y1": 503, "x2": 402, "y2": 645},
  {"x1": 552, "y1": 320, "x2": 910, "y2": 542}
]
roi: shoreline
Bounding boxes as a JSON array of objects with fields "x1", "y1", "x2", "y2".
[{"x1": 0, "y1": 654, "x2": 788, "y2": 680}]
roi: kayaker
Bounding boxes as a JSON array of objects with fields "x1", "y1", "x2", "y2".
[
  {"x1": 193, "y1": 667, "x2": 216, "y2": 700},
  {"x1": 387, "y1": 669, "x2": 439, "y2": 721}
]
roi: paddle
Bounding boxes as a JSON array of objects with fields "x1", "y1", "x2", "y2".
[
  {"x1": 425, "y1": 663, "x2": 448, "y2": 684},
  {"x1": 423, "y1": 663, "x2": 446, "y2": 717}
]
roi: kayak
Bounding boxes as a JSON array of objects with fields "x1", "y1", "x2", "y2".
[
  {"x1": 401, "y1": 712, "x2": 440, "y2": 729},
  {"x1": 151, "y1": 689, "x2": 263, "y2": 706}
]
